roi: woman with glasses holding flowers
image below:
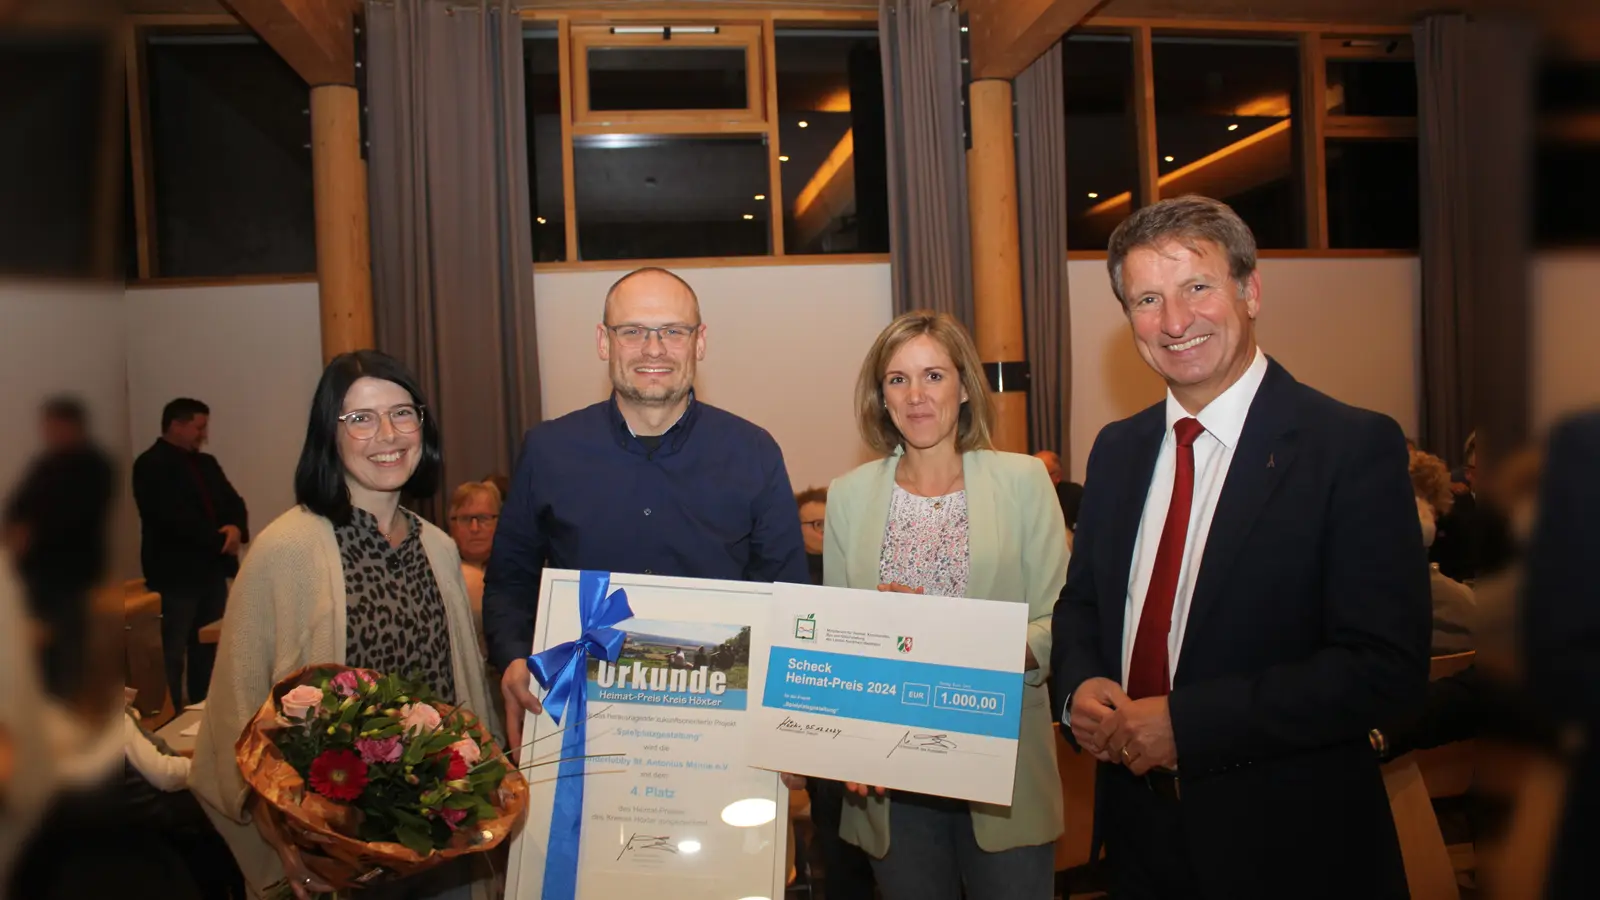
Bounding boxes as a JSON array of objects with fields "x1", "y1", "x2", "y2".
[{"x1": 189, "y1": 350, "x2": 497, "y2": 900}]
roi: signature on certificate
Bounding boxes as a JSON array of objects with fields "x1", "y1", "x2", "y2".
[
  {"x1": 617, "y1": 833, "x2": 677, "y2": 860},
  {"x1": 776, "y1": 715, "x2": 844, "y2": 740},
  {"x1": 887, "y1": 730, "x2": 959, "y2": 757}
]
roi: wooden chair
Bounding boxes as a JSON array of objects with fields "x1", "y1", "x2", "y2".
[
  {"x1": 1053, "y1": 730, "x2": 1098, "y2": 872},
  {"x1": 1384, "y1": 754, "x2": 1461, "y2": 900},
  {"x1": 1415, "y1": 652, "x2": 1477, "y2": 799},
  {"x1": 123, "y1": 580, "x2": 171, "y2": 725}
]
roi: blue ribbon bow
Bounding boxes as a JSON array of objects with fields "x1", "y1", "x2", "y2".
[{"x1": 527, "y1": 570, "x2": 634, "y2": 900}]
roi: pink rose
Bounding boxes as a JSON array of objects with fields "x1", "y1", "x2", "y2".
[
  {"x1": 331, "y1": 670, "x2": 374, "y2": 698},
  {"x1": 399, "y1": 702, "x2": 442, "y2": 734},
  {"x1": 281, "y1": 685, "x2": 325, "y2": 721},
  {"x1": 438, "y1": 807, "x2": 468, "y2": 831},
  {"x1": 448, "y1": 738, "x2": 482, "y2": 767},
  {"x1": 355, "y1": 736, "x2": 404, "y2": 764}
]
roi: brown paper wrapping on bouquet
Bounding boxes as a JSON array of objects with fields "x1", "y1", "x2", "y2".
[{"x1": 236, "y1": 664, "x2": 529, "y2": 889}]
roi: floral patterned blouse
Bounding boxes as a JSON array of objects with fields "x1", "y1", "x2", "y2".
[{"x1": 878, "y1": 484, "x2": 971, "y2": 598}]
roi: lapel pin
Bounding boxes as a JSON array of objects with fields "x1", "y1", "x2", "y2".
[{"x1": 1267, "y1": 453, "x2": 1275, "y2": 469}]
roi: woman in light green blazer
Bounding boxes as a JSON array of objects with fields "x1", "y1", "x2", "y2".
[{"x1": 822, "y1": 311, "x2": 1068, "y2": 899}]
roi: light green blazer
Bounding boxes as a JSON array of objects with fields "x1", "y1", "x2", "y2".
[{"x1": 824, "y1": 447, "x2": 1069, "y2": 856}]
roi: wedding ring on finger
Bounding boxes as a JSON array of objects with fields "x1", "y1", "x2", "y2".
[{"x1": 1120, "y1": 746, "x2": 1132, "y2": 764}]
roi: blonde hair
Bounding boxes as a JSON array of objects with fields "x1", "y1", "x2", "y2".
[
  {"x1": 1408, "y1": 449, "x2": 1454, "y2": 517},
  {"x1": 854, "y1": 311, "x2": 995, "y2": 456},
  {"x1": 448, "y1": 479, "x2": 503, "y2": 517}
]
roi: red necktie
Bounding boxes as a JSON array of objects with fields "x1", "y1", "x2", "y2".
[{"x1": 1127, "y1": 417, "x2": 1206, "y2": 700}]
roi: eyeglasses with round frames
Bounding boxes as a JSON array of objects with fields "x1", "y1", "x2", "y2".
[{"x1": 337, "y1": 405, "x2": 424, "y2": 440}]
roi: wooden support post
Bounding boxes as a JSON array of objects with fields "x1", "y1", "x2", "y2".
[
  {"x1": 311, "y1": 83, "x2": 373, "y2": 360},
  {"x1": 966, "y1": 78, "x2": 1029, "y2": 454}
]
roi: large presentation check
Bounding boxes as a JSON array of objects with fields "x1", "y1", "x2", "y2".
[
  {"x1": 749, "y1": 583, "x2": 1028, "y2": 806},
  {"x1": 506, "y1": 570, "x2": 787, "y2": 900}
]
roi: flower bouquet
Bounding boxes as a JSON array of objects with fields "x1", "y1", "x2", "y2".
[{"x1": 236, "y1": 664, "x2": 528, "y2": 892}]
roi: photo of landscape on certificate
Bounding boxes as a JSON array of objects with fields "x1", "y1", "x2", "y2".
[{"x1": 585, "y1": 620, "x2": 751, "y2": 709}]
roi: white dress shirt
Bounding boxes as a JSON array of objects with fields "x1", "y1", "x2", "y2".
[{"x1": 1119, "y1": 347, "x2": 1269, "y2": 689}]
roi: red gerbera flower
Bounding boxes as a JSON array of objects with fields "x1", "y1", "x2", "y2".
[
  {"x1": 442, "y1": 749, "x2": 468, "y2": 781},
  {"x1": 309, "y1": 749, "x2": 369, "y2": 801}
]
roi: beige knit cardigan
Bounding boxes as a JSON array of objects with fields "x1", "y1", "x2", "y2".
[{"x1": 187, "y1": 506, "x2": 500, "y2": 899}]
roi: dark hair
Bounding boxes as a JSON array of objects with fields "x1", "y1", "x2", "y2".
[
  {"x1": 42, "y1": 396, "x2": 88, "y2": 428},
  {"x1": 294, "y1": 350, "x2": 442, "y2": 525},
  {"x1": 795, "y1": 486, "x2": 828, "y2": 507},
  {"x1": 1056, "y1": 481, "x2": 1084, "y2": 531},
  {"x1": 161, "y1": 397, "x2": 210, "y2": 432}
]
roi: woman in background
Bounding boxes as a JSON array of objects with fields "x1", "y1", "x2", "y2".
[
  {"x1": 188, "y1": 350, "x2": 496, "y2": 900},
  {"x1": 814, "y1": 311, "x2": 1068, "y2": 900}
]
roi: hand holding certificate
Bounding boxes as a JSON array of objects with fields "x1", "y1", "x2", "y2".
[{"x1": 750, "y1": 583, "x2": 1028, "y2": 806}]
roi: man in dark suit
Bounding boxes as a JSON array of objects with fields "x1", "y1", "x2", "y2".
[
  {"x1": 2, "y1": 397, "x2": 115, "y2": 699},
  {"x1": 1050, "y1": 196, "x2": 1430, "y2": 899},
  {"x1": 1522, "y1": 410, "x2": 1600, "y2": 900},
  {"x1": 132, "y1": 398, "x2": 248, "y2": 707}
]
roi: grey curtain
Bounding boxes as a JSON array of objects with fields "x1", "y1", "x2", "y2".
[
  {"x1": 1015, "y1": 42, "x2": 1070, "y2": 467},
  {"x1": 879, "y1": 0, "x2": 973, "y2": 328},
  {"x1": 1414, "y1": 13, "x2": 1535, "y2": 465},
  {"x1": 366, "y1": 0, "x2": 542, "y2": 518}
]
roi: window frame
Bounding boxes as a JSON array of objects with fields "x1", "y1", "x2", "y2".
[{"x1": 570, "y1": 23, "x2": 767, "y2": 131}]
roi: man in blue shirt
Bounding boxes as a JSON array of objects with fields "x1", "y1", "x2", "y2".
[{"x1": 484, "y1": 266, "x2": 809, "y2": 753}]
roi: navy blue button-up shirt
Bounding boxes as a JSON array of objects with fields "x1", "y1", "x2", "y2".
[{"x1": 482, "y1": 393, "x2": 809, "y2": 670}]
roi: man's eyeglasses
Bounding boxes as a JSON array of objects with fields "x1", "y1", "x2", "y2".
[
  {"x1": 338, "y1": 405, "x2": 424, "y2": 440},
  {"x1": 802, "y1": 519, "x2": 825, "y2": 532},
  {"x1": 450, "y1": 514, "x2": 499, "y2": 529},
  {"x1": 606, "y1": 323, "x2": 700, "y2": 349}
]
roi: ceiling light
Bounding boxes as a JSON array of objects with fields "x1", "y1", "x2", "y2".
[
  {"x1": 798, "y1": 121, "x2": 809, "y2": 128},
  {"x1": 742, "y1": 214, "x2": 755, "y2": 220},
  {"x1": 1163, "y1": 155, "x2": 1174, "y2": 162},
  {"x1": 535, "y1": 216, "x2": 546, "y2": 224},
  {"x1": 960, "y1": 26, "x2": 969, "y2": 33},
  {"x1": 754, "y1": 194, "x2": 766, "y2": 200},
  {"x1": 1087, "y1": 192, "x2": 1099, "y2": 199},
  {"x1": 721, "y1": 798, "x2": 777, "y2": 827},
  {"x1": 778, "y1": 155, "x2": 789, "y2": 162},
  {"x1": 678, "y1": 840, "x2": 702, "y2": 854},
  {"x1": 1227, "y1": 123, "x2": 1239, "y2": 131}
]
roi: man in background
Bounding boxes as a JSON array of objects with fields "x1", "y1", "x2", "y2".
[
  {"x1": 2, "y1": 397, "x2": 115, "y2": 699},
  {"x1": 1033, "y1": 449, "x2": 1064, "y2": 485},
  {"x1": 796, "y1": 486, "x2": 827, "y2": 585},
  {"x1": 133, "y1": 398, "x2": 248, "y2": 707}
]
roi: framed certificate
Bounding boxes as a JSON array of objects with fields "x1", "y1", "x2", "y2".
[
  {"x1": 505, "y1": 570, "x2": 789, "y2": 900},
  {"x1": 749, "y1": 583, "x2": 1027, "y2": 805}
]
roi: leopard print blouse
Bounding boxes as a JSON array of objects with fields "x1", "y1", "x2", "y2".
[{"x1": 335, "y1": 508, "x2": 456, "y2": 704}]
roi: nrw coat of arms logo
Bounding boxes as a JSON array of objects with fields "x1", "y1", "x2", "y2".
[{"x1": 896, "y1": 636, "x2": 914, "y2": 653}]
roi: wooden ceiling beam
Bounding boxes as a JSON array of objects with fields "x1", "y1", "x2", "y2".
[
  {"x1": 964, "y1": 0, "x2": 1103, "y2": 81},
  {"x1": 219, "y1": 0, "x2": 355, "y2": 85}
]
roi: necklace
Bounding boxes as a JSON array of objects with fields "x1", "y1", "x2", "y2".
[
  {"x1": 901, "y1": 464, "x2": 964, "y2": 510},
  {"x1": 375, "y1": 509, "x2": 404, "y2": 543}
]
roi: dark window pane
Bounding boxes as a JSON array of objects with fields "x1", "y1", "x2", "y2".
[
  {"x1": 525, "y1": 28, "x2": 565, "y2": 262},
  {"x1": 0, "y1": 34, "x2": 105, "y2": 277},
  {"x1": 1062, "y1": 33, "x2": 1138, "y2": 251},
  {"x1": 1326, "y1": 59, "x2": 1418, "y2": 116},
  {"x1": 1534, "y1": 143, "x2": 1600, "y2": 247},
  {"x1": 775, "y1": 28, "x2": 888, "y2": 255},
  {"x1": 1152, "y1": 36, "x2": 1304, "y2": 249},
  {"x1": 574, "y1": 134, "x2": 770, "y2": 260},
  {"x1": 147, "y1": 33, "x2": 313, "y2": 277},
  {"x1": 588, "y1": 46, "x2": 747, "y2": 111},
  {"x1": 1326, "y1": 139, "x2": 1419, "y2": 249},
  {"x1": 1538, "y1": 61, "x2": 1600, "y2": 114}
]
